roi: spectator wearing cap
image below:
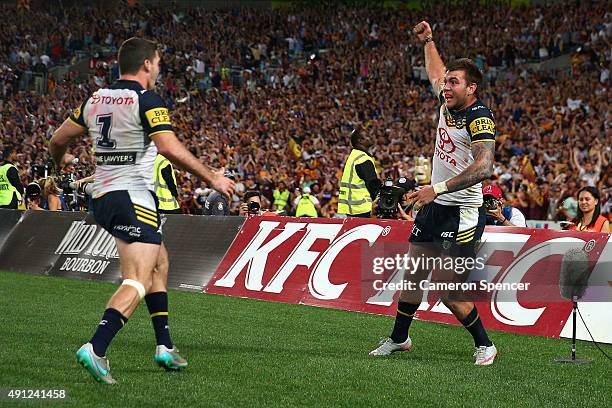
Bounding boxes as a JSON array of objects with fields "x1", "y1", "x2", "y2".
[
  {"x1": 0, "y1": 146, "x2": 24, "y2": 209},
  {"x1": 294, "y1": 186, "x2": 320, "y2": 217},
  {"x1": 203, "y1": 170, "x2": 235, "y2": 216},
  {"x1": 483, "y1": 184, "x2": 526, "y2": 227},
  {"x1": 25, "y1": 181, "x2": 43, "y2": 210}
]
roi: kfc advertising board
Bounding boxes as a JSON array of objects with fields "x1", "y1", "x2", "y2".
[{"x1": 206, "y1": 217, "x2": 612, "y2": 343}]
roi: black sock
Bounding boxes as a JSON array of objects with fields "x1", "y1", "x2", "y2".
[
  {"x1": 460, "y1": 306, "x2": 492, "y2": 347},
  {"x1": 90, "y1": 308, "x2": 127, "y2": 357},
  {"x1": 145, "y1": 291, "x2": 173, "y2": 349},
  {"x1": 390, "y1": 302, "x2": 419, "y2": 343}
]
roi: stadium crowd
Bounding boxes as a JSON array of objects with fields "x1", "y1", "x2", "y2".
[{"x1": 0, "y1": 0, "x2": 610, "y2": 220}]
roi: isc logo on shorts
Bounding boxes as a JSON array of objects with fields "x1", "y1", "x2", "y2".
[{"x1": 113, "y1": 224, "x2": 142, "y2": 237}]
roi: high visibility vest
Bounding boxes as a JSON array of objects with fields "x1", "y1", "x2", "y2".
[
  {"x1": 296, "y1": 194, "x2": 317, "y2": 217},
  {"x1": 0, "y1": 163, "x2": 21, "y2": 206},
  {"x1": 153, "y1": 155, "x2": 179, "y2": 211},
  {"x1": 338, "y1": 149, "x2": 375, "y2": 215},
  {"x1": 570, "y1": 215, "x2": 607, "y2": 232},
  {"x1": 273, "y1": 189, "x2": 289, "y2": 210}
]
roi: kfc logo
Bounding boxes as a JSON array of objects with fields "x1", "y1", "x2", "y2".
[{"x1": 213, "y1": 221, "x2": 384, "y2": 300}]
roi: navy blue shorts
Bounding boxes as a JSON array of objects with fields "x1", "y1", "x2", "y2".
[
  {"x1": 92, "y1": 190, "x2": 162, "y2": 245},
  {"x1": 409, "y1": 202, "x2": 485, "y2": 257}
]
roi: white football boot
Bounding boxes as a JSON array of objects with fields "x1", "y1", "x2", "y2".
[
  {"x1": 474, "y1": 344, "x2": 497, "y2": 366},
  {"x1": 369, "y1": 337, "x2": 413, "y2": 356}
]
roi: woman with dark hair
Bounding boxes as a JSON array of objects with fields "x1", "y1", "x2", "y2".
[{"x1": 568, "y1": 186, "x2": 610, "y2": 233}]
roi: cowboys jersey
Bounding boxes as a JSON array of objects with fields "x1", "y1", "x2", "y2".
[
  {"x1": 432, "y1": 90, "x2": 496, "y2": 206},
  {"x1": 68, "y1": 79, "x2": 173, "y2": 198}
]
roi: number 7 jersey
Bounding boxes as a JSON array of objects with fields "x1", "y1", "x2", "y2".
[{"x1": 67, "y1": 79, "x2": 173, "y2": 198}]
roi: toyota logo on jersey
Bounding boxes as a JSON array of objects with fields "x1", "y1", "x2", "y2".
[{"x1": 436, "y1": 128, "x2": 456, "y2": 154}]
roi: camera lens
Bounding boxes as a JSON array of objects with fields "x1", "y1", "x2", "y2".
[
  {"x1": 248, "y1": 201, "x2": 260, "y2": 213},
  {"x1": 381, "y1": 195, "x2": 394, "y2": 207},
  {"x1": 376, "y1": 184, "x2": 403, "y2": 219},
  {"x1": 484, "y1": 198, "x2": 497, "y2": 210}
]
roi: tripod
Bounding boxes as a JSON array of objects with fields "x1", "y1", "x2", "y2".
[{"x1": 555, "y1": 296, "x2": 592, "y2": 364}]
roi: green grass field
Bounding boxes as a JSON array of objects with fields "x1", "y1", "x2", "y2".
[{"x1": 0, "y1": 271, "x2": 610, "y2": 407}]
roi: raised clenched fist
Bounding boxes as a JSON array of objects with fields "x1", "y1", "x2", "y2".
[{"x1": 413, "y1": 21, "x2": 432, "y2": 42}]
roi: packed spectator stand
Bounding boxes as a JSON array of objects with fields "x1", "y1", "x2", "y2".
[{"x1": 0, "y1": 0, "x2": 610, "y2": 220}]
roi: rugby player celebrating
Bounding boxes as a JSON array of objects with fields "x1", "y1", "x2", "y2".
[{"x1": 370, "y1": 21, "x2": 497, "y2": 365}]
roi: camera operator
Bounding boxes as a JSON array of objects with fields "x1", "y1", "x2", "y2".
[
  {"x1": 52, "y1": 157, "x2": 81, "y2": 210},
  {"x1": 397, "y1": 178, "x2": 418, "y2": 221},
  {"x1": 483, "y1": 184, "x2": 526, "y2": 227},
  {"x1": 204, "y1": 170, "x2": 235, "y2": 216},
  {"x1": 69, "y1": 174, "x2": 96, "y2": 212},
  {"x1": 338, "y1": 127, "x2": 381, "y2": 218},
  {"x1": 239, "y1": 190, "x2": 277, "y2": 217},
  {"x1": 25, "y1": 182, "x2": 43, "y2": 210},
  {"x1": 373, "y1": 177, "x2": 418, "y2": 220}
]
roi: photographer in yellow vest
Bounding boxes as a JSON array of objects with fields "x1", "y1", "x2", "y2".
[
  {"x1": 338, "y1": 127, "x2": 381, "y2": 217},
  {"x1": 153, "y1": 154, "x2": 180, "y2": 214},
  {"x1": 0, "y1": 146, "x2": 24, "y2": 209}
]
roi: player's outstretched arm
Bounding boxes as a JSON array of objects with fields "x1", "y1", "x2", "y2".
[
  {"x1": 151, "y1": 131, "x2": 235, "y2": 198},
  {"x1": 445, "y1": 141, "x2": 495, "y2": 193},
  {"x1": 413, "y1": 21, "x2": 446, "y2": 93},
  {"x1": 49, "y1": 119, "x2": 86, "y2": 171}
]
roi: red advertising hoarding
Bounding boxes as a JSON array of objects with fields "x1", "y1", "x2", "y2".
[{"x1": 206, "y1": 216, "x2": 612, "y2": 343}]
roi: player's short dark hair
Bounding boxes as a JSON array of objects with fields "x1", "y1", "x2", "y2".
[
  {"x1": 118, "y1": 37, "x2": 159, "y2": 76},
  {"x1": 446, "y1": 58, "x2": 483, "y2": 94}
]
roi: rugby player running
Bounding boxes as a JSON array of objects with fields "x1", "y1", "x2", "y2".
[
  {"x1": 369, "y1": 21, "x2": 498, "y2": 365},
  {"x1": 50, "y1": 37, "x2": 235, "y2": 383}
]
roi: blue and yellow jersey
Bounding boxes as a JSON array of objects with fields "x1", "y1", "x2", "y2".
[
  {"x1": 432, "y1": 89, "x2": 496, "y2": 206},
  {"x1": 68, "y1": 79, "x2": 173, "y2": 197}
]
